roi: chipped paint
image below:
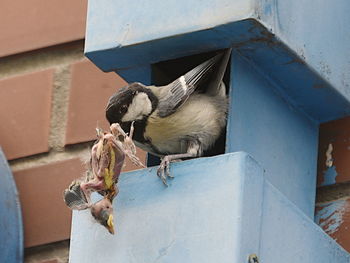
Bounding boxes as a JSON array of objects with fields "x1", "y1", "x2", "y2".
[
  {"x1": 318, "y1": 117, "x2": 350, "y2": 186},
  {"x1": 315, "y1": 199, "x2": 350, "y2": 237},
  {"x1": 325, "y1": 143, "x2": 333, "y2": 167},
  {"x1": 320, "y1": 143, "x2": 339, "y2": 186}
]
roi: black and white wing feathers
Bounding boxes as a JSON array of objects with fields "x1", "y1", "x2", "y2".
[{"x1": 157, "y1": 49, "x2": 231, "y2": 118}]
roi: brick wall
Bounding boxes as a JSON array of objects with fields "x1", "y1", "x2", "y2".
[{"x1": 0, "y1": 2, "x2": 145, "y2": 262}]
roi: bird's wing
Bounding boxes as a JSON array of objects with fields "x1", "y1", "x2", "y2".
[
  {"x1": 157, "y1": 49, "x2": 231, "y2": 118},
  {"x1": 63, "y1": 181, "x2": 89, "y2": 210},
  {"x1": 205, "y1": 48, "x2": 231, "y2": 97}
]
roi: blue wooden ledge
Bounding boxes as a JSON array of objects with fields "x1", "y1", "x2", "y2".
[{"x1": 70, "y1": 152, "x2": 350, "y2": 263}]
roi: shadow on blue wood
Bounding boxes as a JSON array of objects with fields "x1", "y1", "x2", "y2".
[
  {"x1": 227, "y1": 50, "x2": 319, "y2": 218},
  {"x1": 0, "y1": 148, "x2": 23, "y2": 263},
  {"x1": 70, "y1": 153, "x2": 349, "y2": 263}
]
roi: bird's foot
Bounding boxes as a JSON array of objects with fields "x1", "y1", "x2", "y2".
[
  {"x1": 157, "y1": 156, "x2": 174, "y2": 186},
  {"x1": 156, "y1": 151, "x2": 198, "y2": 186}
]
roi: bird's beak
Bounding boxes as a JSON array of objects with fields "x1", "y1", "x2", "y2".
[
  {"x1": 100, "y1": 209, "x2": 115, "y2": 234},
  {"x1": 107, "y1": 214, "x2": 115, "y2": 234}
]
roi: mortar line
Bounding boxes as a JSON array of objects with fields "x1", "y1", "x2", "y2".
[
  {"x1": 0, "y1": 40, "x2": 85, "y2": 79},
  {"x1": 9, "y1": 141, "x2": 93, "y2": 172},
  {"x1": 49, "y1": 65, "x2": 72, "y2": 151}
]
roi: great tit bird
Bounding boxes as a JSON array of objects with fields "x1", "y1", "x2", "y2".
[{"x1": 106, "y1": 49, "x2": 231, "y2": 185}]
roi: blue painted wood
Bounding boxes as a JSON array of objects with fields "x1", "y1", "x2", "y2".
[
  {"x1": 86, "y1": 18, "x2": 350, "y2": 123},
  {"x1": 115, "y1": 64, "x2": 152, "y2": 84},
  {"x1": 85, "y1": 0, "x2": 252, "y2": 57},
  {"x1": 233, "y1": 28, "x2": 350, "y2": 123},
  {"x1": 70, "y1": 152, "x2": 264, "y2": 263},
  {"x1": 227, "y1": 50, "x2": 319, "y2": 217},
  {"x1": 70, "y1": 152, "x2": 350, "y2": 262},
  {"x1": 85, "y1": 0, "x2": 350, "y2": 122},
  {"x1": 0, "y1": 148, "x2": 23, "y2": 263},
  {"x1": 85, "y1": 20, "x2": 250, "y2": 71},
  {"x1": 256, "y1": 0, "x2": 350, "y2": 102},
  {"x1": 260, "y1": 181, "x2": 350, "y2": 262}
]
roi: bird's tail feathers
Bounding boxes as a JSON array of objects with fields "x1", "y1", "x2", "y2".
[{"x1": 205, "y1": 48, "x2": 232, "y2": 97}]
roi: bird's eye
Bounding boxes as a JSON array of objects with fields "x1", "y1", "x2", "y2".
[{"x1": 119, "y1": 105, "x2": 128, "y2": 114}]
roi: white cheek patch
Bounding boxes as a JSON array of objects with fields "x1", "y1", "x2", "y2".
[{"x1": 121, "y1": 92, "x2": 152, "y2": 122}]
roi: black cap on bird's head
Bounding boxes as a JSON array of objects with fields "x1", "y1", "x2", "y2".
[
  {"x1": 106, "y1": 82, "x2": 158, "y2": 128},
  {"x1": 90, "y1": 197, "x2": 115, "y2": 234}
]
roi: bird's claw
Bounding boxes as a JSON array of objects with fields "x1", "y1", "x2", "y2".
[{"x1": 157, "y1": 156, "x2": 174, "y2": 186}]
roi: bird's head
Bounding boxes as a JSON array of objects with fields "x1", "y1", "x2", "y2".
[
  {"x1": 106, "y1": 82, "x2": 158, "y2": 130},
  {"x1": 90, "y1": 197, "x2": 115, "y2": 234}
]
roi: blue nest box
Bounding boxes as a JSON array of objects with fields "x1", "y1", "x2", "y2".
[{"x1": 71, "y1": 0, "x2": 350, "y2": 262}]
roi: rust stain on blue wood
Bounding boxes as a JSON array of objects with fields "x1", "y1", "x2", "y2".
[{"x1": 315, "y1": 199, "x2": 349, "y2": 237}]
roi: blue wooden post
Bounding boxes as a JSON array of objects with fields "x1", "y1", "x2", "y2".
[
  {"x1": 227, "y1": 51, "x2": 319, "y2": 216},
  {"x1": 0, "y1": 148, "x2": 23, "y2": 263},
  {"x1": 70, "y1": 0, "x2": 350, "y2": 261}
]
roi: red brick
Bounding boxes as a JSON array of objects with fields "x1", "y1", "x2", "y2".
[
  {"x1": 0, "y1": 70, "x2": 53, "y2": 160},
  {"x1": 317, "y1": 116, "x2": 350, "y2": 186},
  {"x1": 65, "y1": 60, "x2": 128, "y2": 145},
  {"x1": 14, "y1": 154, "x2": 145, "y2": 248},
  {"x1": 13, "y1": 158, "x2": 85, "y2": 247},
  {"x1": 0, "y1": 0, "x2": 87, "y2": 57},
  {"x1": 315, "y1": 198, "x2": 350, "y2": 253},
  {"x1": 123, "y1": 150, "x2": 147, "y2": 172}
]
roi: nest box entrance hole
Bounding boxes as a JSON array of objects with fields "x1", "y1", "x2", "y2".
[{"x1": 146, "y1": 49, "x2": 231, "y2": 166}]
